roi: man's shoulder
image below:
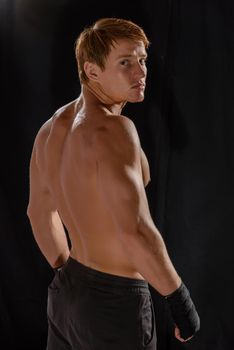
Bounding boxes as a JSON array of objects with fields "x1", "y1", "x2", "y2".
[
  {"x1": 94, "y1": 115, "x2": 140, "y2": 158},
  {"x1": 96, "y1": 115, "x2": 138, "y2": 142},
  {"x1": 34, "y1": 118, "x2": 52, "y2": 147},
  {"x1": 53, "y1": 98, "x2": 77, "y2": 120},
  {"x1": 106, "y1": 114, "x2": 136, "y2": 131},
  {"x1": 35, "y1": 99, "x2": 77, "y2": 144}
]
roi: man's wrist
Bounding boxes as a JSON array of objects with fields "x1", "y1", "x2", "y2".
[{"x1": 164, "y1": 280, "x2": 183, "y2": 299}]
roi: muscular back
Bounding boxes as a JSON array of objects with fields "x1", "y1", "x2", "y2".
[{"x1": 32, "y1": 99, "x2": 151, "y2": 278}]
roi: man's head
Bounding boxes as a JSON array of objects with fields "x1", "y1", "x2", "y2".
[{"x1": 75, "y1": 18, "x2": 150, "y2": 84}]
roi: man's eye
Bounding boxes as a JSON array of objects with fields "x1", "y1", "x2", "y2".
[
  {"x1": 120, "y1": 60, "x2": 129, "y2": 66},
  {"x1": 140, "y1": 58, "x2": 147, "y2": 65}
]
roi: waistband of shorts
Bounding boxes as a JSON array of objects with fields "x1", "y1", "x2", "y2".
[{"x1": 62, "y1": 256, "x2": 149, "y2": 292}]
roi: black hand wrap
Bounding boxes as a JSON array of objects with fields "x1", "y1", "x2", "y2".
[{"x1": 165, "y1": 282, "x2": 200, "y2": 339}]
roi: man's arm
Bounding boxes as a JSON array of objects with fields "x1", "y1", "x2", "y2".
[
  {"x1": 95, "y1": 116, "x2": 200, "y2": 341},
  {"x1": 27, "y1": 126, "x2": 70, "y2": 269},
  {"x1": 95, "y1": 116, "x2": 181, "y2": 295}
]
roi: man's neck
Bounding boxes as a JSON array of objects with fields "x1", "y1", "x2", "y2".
[{"x1": 82, "y1": 82, "x2": 126, "y2": 116}]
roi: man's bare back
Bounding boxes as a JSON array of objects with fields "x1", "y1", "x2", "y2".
[{"x1": 35, "y1": 97, "x2": 150, "y2": 279}]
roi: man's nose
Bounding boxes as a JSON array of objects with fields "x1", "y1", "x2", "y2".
[{"x1": 133, "y1": 63, "x2": 147, "y2": 79}]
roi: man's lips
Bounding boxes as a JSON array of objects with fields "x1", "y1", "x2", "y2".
[{"x1": 131, "y1": 82, "x2": 146, "y2": 89}]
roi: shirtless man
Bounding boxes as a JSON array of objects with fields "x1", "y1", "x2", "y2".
[{"x1": 27, "y1": 18, "x2": 200, "y2": 350}]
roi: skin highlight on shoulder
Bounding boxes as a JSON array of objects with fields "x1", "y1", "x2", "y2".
[{"x1": 93, "y1": 115, "x2": 140, "y2": 158}]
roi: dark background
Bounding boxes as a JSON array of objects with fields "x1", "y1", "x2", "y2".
[{"x1": 1, "y1": 0, "x2": 234, "y2": 349}]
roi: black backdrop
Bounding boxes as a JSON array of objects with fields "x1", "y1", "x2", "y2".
[{"x1": 1, "y1": 1, "x2": 234, "y2": 349}]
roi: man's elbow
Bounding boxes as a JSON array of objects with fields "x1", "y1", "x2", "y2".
[
  {"x1": 27, "y1": 204, "x2": 31, "y2": 218},
  {"x1": 117, "y1": 218, "x2": 158, "y2": 247},
  {"x1": 116, "y1": 224, "x2": 140, "y2": 243},
  {"x1": 27, "y1": 204, "x2": 36, "y2": 222}
]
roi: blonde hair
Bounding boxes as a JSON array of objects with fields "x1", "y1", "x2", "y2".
[{"x1": 75, "y1": 18, "x2": 150, "y2": 83}]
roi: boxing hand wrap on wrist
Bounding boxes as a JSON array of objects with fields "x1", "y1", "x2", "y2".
[{"x1": 165, "y1": 282, "x2": 200, "y2": 339}]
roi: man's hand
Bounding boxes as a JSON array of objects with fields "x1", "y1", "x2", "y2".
[
  {"x1": 165, "y1": 282, "x2": 200, "y2": 340},
  {"x1": 174, "y1": 325, "x2": 194, "y2": 342}
]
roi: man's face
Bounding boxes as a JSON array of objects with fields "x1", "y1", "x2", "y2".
[{"x1": 97, "y1": 39, "x2": 147, "y2": 103}]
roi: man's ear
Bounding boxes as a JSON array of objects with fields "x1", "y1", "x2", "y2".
[{"x1": 84, "y1": 62, "x2": 100, "y2": 82}]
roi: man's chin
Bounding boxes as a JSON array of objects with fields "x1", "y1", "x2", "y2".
[{"x1": 128, "y1": 94, "x2": 145, "y2": 103}]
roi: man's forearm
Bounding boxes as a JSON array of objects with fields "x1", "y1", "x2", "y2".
[
  {"x1": 120, "y1": 223, "x2": 181, "y2": 296},
  {"x1": 28, "y1": 209, "x2": 70, "y2": 268}
]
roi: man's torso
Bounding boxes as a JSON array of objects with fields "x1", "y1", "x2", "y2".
[{"x1": 37, "y1": 99, "x2": 151, "y2": 279}]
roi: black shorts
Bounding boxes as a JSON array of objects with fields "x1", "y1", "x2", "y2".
[{"x1": 47, "y1": 257, "x2": 157, "y2": 350}]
